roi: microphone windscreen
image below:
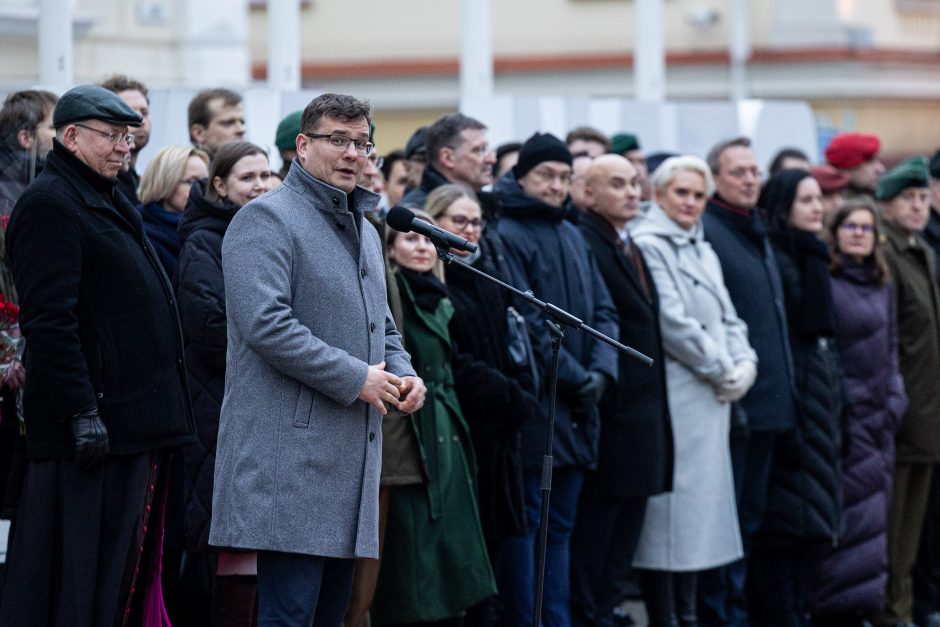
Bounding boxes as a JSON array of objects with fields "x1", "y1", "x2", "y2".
[{"x1": 386, "y1": 206, "x2": 415, "y2": 233}]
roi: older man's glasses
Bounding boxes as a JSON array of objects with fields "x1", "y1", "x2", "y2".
[
  {"x1": 75, "y1": 123, "x2": 135, "y2": 146},
  {"x1": 305, "y1": 133, "x2": 374, "y2": 156}
]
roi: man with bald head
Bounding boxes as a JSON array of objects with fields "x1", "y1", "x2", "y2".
[{"x1": 570, "y1": 155, "x2": 673, "y2": 627}]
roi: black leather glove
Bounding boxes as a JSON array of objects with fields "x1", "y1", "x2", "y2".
[
  {"x1": 70, "y1": 408, "x2": 109, "y2": 470},
  {"x1": 576, "y1": 371, "x2": 609, "y2": 414}
]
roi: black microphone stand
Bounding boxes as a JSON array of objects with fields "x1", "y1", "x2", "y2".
[{"x1": 429, "y1": 235, "x2": 652, "y2": 627}]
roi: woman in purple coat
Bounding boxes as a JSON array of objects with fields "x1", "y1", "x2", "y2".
[{"x1": 810, "y1": 199, "x2": 909, "y2": 626}]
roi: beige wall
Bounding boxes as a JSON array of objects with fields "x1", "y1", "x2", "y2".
[
  {"x1": 248, "y1": 0, "x2": 940, "y2": 67},
  {"x1": 811, "y1": 98, "x2": 940, "y2": 157}
]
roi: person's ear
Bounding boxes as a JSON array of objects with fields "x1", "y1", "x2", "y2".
[
  {"x1": 190, "y1": 124, "x2": 206, "y2": 147},
  {"x1": 212, "y1": 175, "x2": 227, "y2": 199},
  {"x1": 61, "y1": 125, "x2": 80, "y2": 151},
  {"x1": 438, "y1": 147, "x2": 455, "y2": 170},
  {"x1": 16, "y1": 129, "x2": 34, "y2": 151}
]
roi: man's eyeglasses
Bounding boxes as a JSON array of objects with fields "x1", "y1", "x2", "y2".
[
  {"x1": 75, "y1": 123, "x2": 135, "y2": 146},
  {"x1": 839, "y1": 222, "x2": 875, "y2": 234},
  {"x1": 725, "y1": 167, "x2": 761, "y2": 180},
  {"x1": 369, "y1": 153, "x2": 385, "y2": 169},
  {"x1": 529, "y1": 167, "x2": 572, "y2": 185},
  {"x1": 305, "y1": 133, "x2": 374, "y2": 156},
  {"x1": 443, "y1": 214, "x2": 485, "y2": 231}
]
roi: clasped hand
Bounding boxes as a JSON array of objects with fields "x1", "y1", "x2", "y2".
[
  {"x1": 357, "y1": 361, "x2": 426, "y2": 416},
  {"x1": 714, "y1": 361, "x2": 757, "y2": 404}
]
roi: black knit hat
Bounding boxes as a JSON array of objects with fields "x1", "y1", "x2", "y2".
[{"x1": 513, "y1": 132, "x2": 572, "y2": 179}]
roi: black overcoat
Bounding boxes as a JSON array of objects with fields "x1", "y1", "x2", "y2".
[
  {"x1": 174, "y1": 184, "x2": 234, "y2": 552},
  {"x1": 6, "y1": 140, "x2": 195, "y2": 460},
  {"x1": 577, "y1": 210, "x2": 673, "y2": 498},
  {"x1": 702, "y1": 199, "x2": 797, "y2": 432}
]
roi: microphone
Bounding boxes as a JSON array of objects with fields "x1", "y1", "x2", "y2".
[{"x1": 386, "y1": 206, "x2": 478, "y2": 253}]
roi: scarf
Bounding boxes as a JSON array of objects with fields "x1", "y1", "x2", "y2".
[
  {"x1": 400, "y1": 268, "x2": 448, "y2": 312},
  {"x1": 772, "y1": 228, "x2": 836, "y2": 337}
]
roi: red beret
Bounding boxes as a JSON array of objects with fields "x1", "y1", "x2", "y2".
[
  {"x1": 825, "y1": 132, "x2": 881, "y2": 169},
  {"x1": 810, "y1": 164, "x2": 850, "y2": 195}
]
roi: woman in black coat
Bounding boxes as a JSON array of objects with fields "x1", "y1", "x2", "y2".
[
  {"x1": 424, "y1": 183, "x2": 540, "y2": 556},
  {"x1": 176, "y1": 141, "x2": 270, "y2": 625},
  {"x1": 748, "y1": 169, "x2": 846, "y2": 627}
]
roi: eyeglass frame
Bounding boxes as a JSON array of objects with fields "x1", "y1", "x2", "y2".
[
  {"x1": 74, "y1": 123, "x2": 135, "y2": 147},
  {"x1": 838, "y1": 222, "x2": 875, "y2": 234},
  {"x1": 440, "y1": 213, "x2": 486, "y2": 231},
  {"x1": 527, "y1": 165, "x2": 573, "y2": 185},
  {"x1": 304, "y1": 133, "x2": 375, "y2": 157}
]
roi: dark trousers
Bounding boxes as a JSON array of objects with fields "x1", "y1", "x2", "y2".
[
  {"x1": 698, "y1": 430, "x2": 777, "y2": 626},
  {"x1": 498, "y1": 466, "x2": 585, "y2": 627},
  {"x1": 569, "y1": 494, "x2": 648, "y2": 627},
  {"x1": 637, "y1": 569, "x2": 698, "y2": 627},
  {"x1": 914, "y1": 463, "x2": 940, "y2": 624},
  {"x1": 257, "y1": 551, "x2": 355, "y2": 627},
  {"x1": 747, "y1": 541, "x2": 810, "y2": 627}
]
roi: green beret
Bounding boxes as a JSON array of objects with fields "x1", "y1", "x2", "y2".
[
  {"x1": 610, "y1": 133, "x2": 640, "y2": 155},
  {"x1": 274, "y1": 110, "x2": 303, "y2": 150},
  {"x1": 876, "y1": 156, "x2": 930, "y2": 201},
  {"x1": 53, "y1": 84, "x2": 142, "y2": 128}
]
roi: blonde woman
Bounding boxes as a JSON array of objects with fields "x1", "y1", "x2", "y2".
[
  {"x1": 630, "y1": 155, "x2": 756, "y2": 626},
  {"x1": 137, "y1": 145, "x2": 208, "y2": 276}
]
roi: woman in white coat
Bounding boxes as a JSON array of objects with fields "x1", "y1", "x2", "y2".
[{"x1": 630, "y1": 155, "x2": 758, "y2": 627}]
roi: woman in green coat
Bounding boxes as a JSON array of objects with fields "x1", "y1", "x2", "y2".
[{"x1": 372, "y1": 210, "x2": 496, "y2": 625}]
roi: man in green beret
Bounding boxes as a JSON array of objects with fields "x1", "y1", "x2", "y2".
[
  {"x1": 0, "y1": 84, "x2": 196, "y2": 625},
  {"x1": 873, "y1": 156, "x2": 940, "y2": 626},
  {"x1": 274, "y1": 110, "x2": 302, "y2": 180},
  {"x1": 610, "y1": 132, "x2": 650, "y2": 201}
]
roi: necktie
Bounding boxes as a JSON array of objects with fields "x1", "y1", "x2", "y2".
[{"x1": 619, "y1": 236, "x2": 652, "y2": 301}]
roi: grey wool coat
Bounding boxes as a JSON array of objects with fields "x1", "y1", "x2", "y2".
[
  {"x1": 209, "y1": 161, "x2": 415, "y2": 559},
  {"x1": 630, "y1": 203, "x2": 755, "y2": 571}
]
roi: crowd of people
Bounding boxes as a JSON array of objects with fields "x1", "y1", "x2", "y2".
[{"x1": 0, "y1": 75, "x2": 939, "y2": 627}]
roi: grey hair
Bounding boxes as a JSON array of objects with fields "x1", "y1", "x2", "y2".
[
  {"x1": 650, "y1": 155, "x2": 715, "y2": 197},
  {"x1": 705, "y1": 136, "x2": 752, "y2": 174}
]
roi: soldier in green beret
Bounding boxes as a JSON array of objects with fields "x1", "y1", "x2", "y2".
[{"x1": 873, "y1": 156, "x2": 940, "y2": 626}]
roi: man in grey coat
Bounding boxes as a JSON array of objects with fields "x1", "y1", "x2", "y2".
[{"x1": 209, "y1": 93, "x2": 426, "y2": 625}]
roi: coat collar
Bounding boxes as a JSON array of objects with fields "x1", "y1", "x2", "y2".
[
  {"x1": 580, "y1": 209, "x2": 654, "y2": 305},
  {"x1": 883, "y1": 218, "x2": 924, "y2": 253},
  {"x1": 283, "y1": 159, "x2": 381, "y2": 216},
  {"x1": 46, "y1": 141, "x2": 143, "y2": 236},
  {"x1": 397, "y1": 271, "x2": 454, "y2": 346}
]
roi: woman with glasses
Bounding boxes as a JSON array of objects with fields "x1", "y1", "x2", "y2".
[
  {"x1": 747, "y1": 169, "x2": 847, "y2": 626},
  {"x1": 807, "y1": 199, "x2": 907, "y2": 626},
  {"x1": 175, "y1": 141, "x2": 270, "y2": 625},
  {"x1": 372, "y1": 209, "x2": 496, "y2": 626},
  {"x1": 424, "y1": 184, "x2": 540, "y2": 621},
  {"x1": 629, "y1": 156, "x2": 755, "y2": 626},
  {"x1": 137, "y1": 145, "x2": 209, "y2": 278}
]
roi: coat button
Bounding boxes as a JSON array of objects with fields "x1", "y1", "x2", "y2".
[
  {"x1": 369, "y1": 432, "x2": 375, "y2": 442},
  {"x1": 361, "y1": 268, "x2": 367, "y2": 278},
  {"x1": 371, "y1": 322, "x2": 376, "y2": 332},
  {"x1": 332, "y1": 196, "x2": 340, "y2": 206}
]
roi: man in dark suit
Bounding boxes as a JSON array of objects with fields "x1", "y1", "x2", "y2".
[
  {"x1": 570, "y1": 154, "x2": 674, "y2": 627},
  {"x1": 698, "y1": 137, "x2": 797, "y2": 626}
]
